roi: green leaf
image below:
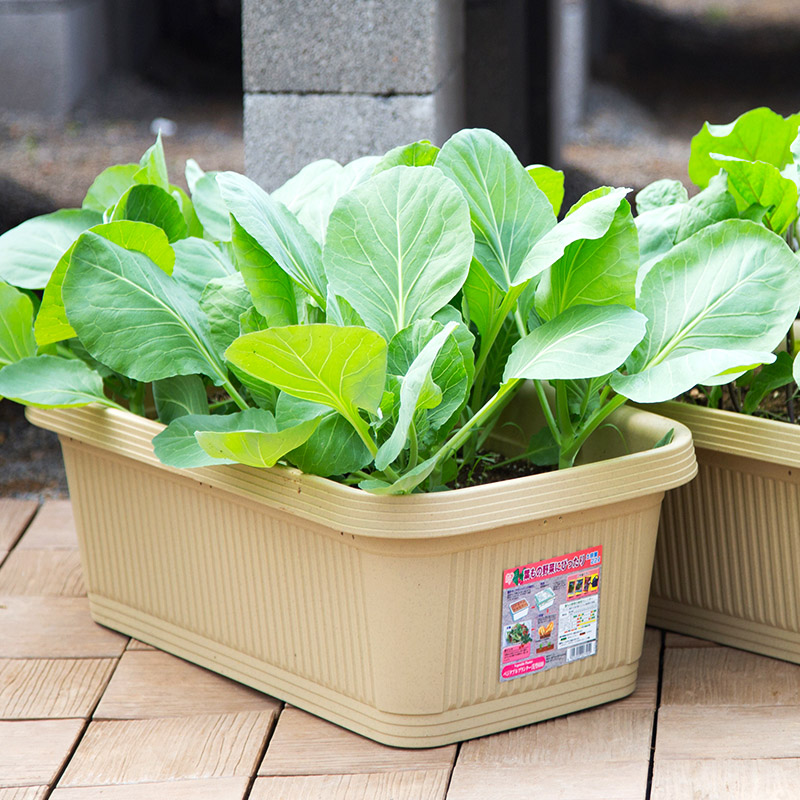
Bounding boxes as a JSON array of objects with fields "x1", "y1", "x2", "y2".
[
  {"x1": 689, "y1": 107, "x2": 800, "y2": 188},
  {"x1": 503, "y1": 304, "x2": 647, "y2": 382},
  {"x1": 614, "y1": 219, "x2": 800, "y2": 402},
  {"x1": 217, "y1": 171, "x2": 327, "y2": 306},
  {"x1": 230, "y1": 217, "x2": 297, "y2": 327},
  {"x1": 526, "y1": 164, "x2": 565, "y2": 216},
  {"x1": 192, "y1": 172, "x2": 231, "y2": 242},
  {"x1": 185, "y1": 159, "x2": 205, "y2": 194},
  {"x1": 324, "y1": 166, "x2": 473, "y2": 341},
  {"x1": 134, "y1": 133, "x2": 169, "y2": 190},
  {"x1": 0, "y1": 355, "x2": 112, "y2": 408},
  {"x1": 742, "y1": 351, "x2": 795, "y2": 413},
  {"x1": 712, "y1": 155, "x2": 799, "y2": 235},
  {"x1": 284, "y1": 409, "x2": 372, "y2": 476},
  {"x1": 170, "y1": 185, "x2": 204, "y2": 239},
  {"x1": 373, "y1": 140, "x2": 440, "y2": 174},
  {"x1": 462, "y1": 258, "x2": 506, "y2": 341},
  {"x1": 172, "y1": 238, "x2": 235, "y2": 303},
  {"x1": 200, "y1": 273, "x2": 252, "y2": 357},
  {"x1": 112, "y1": 184, "x2": 187, "y2": 243},
  {"x1": 35, "y1": 221, "x2": 175, "y2": 347},
  {"x1": 82, "y1": 164, "x2": 139, "y2": 214},
  {"x1": 635, "y1": 179, "x2": 688, "y2": 213},
  {"x1": 524, "y1": 426, "x2": 560, "y2": 466},
  {"x1": 153, "y1": 375, "x2": 209, "y2": 424},
  {"x1": 152, "y1": 413, "x2": 239, "y2": 468},
  {"x1": 64, "y1": 232, "x2": 225, "y2": 383},
  {"x1": 0, "y1": 281, "x2": 36, "y2": 368},
  {"x1": 529, "y1": 189, "x2": 638, "y2": 317},
  {"x1": 436, "y1": 129, "x2": 556, "y2": 290},
  {"x1": 361, "y1": 453, "x2": 440, "y2": 495},
  {"x1": 226, "y1": 325, "x2": 387, "y2": 423},
  {"x1": 0, "y1": 209, "x2": 102, "y2": 289},
  {"x1": 195, "y1": 411, "x2": 319, "y2": 468},
  {"x1": 375, "y1": 321, "x2": 457, "y2": 470}
]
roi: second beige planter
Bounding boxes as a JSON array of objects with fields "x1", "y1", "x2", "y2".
[
  {"x1": 28, "y1": 398, "x2": 695, "y2": 747},
  {"x1": 649, "y1": 401, "x2": 800, "y2": 662}
]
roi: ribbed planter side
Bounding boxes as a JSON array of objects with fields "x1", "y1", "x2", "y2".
[
  {"x1": 29, "y1": 402, "x2": 695, "y2": 746},
  {"x1": 648, "y1": 402, "x2": 800, "y2": 662}
]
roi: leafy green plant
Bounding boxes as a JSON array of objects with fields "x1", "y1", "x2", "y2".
[{"x1": 1, "y1": 130, "x2": 798, "y2": 493}]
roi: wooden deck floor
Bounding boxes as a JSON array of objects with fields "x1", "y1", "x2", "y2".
[{"x1": 1, "y1": 498, "x2": 797, "y2": 799}]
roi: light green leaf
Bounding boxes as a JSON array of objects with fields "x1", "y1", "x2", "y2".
[
  {"x1": 436, "y1": 129, "x2": 556, "y2": 290},
  {"x1": 153, "y1": 375, "x2": 209, "y2": 424},
  {"x1": 635, "y1": 179, "x2": 689, "y2": 213},
  {"x1": 185, "y1": 158, "x2": 205, "y2": 194},
  {"x1": 35, "y1": 221, "x2": 176, "y2": 347},
  {"x1": 793, "y1": 352, "x2": 800, "y2": 388},
  {"x1": 217, "y1": 171, "x2": 327, "y2": 306},
  {"x1": 689, "y1": 107, "x2": 800, "y2": 188},
  {"x1": 170, "y1": 185, "x2": 204, "y2": 239},
  {"x1": 462, "y1": 258, "x2": 506, "y2": 341},
  {"x1": 503, "y1": 304, "x2": 647, "y2": 382},
  {"x1": 373, "y1": 140, "x2": 440, "y2": 175},
  {"x1": 712, "y1": 154, "x2": 799, "y2": 235},
  {"x1": 82, "y1": 164, "x2": 139, "y2": 214},
  {"x1": 325, "y1": 165, "x2": 473, "y2": 341},
  {"x1": 200, "y1": 273, "x2": 252, "y2": 357},
  {"x1": 226, "y1": 325, "x2": 387, "y2": 423},
  {"x1": 192, "y1": 172, "x2": 231, "y2": 242},
  {"x1": 742, "y1": 351, "x2": 794, "y2": 413},
  {"x1": 0, "y1": 355, "x2": 112, "y2": 408},
  {"x1": 196, "y1": 412, "x2": 319, "y2": 468},
  {"x1": 618, "y1": 219, "x2": 800, "y2": 402},
  {"x1": 361, "y1": 453, "x2": 440, "y2": 495},
  {"x1": 0, "y1": 208, "x2": 102, "y2": 289},
  {"x1": 172, "y1": 238, "x2": 235, "y2": 303},
  {"x1": 521, "y1": 187, "x2": 632, "y2": 302},
  {"x1": 526, "y1": 164, "x2": 565, "y2": 216},
  {"x1": 64, "y1": 232, "x2": 225, "y2": 383},
  {"x1": 134, "y1": 133, "x2": 169, "y2": 190},
  {"x1": 152, "y1": 413, "x2": 238, "y2": 468},
  {"x1": 230, "y1": 217, "x2": 297, "y2": 327},
  {"x1": 0, "y1": 281, "x2": 36, "y2": 368},
  {"x1": 112, "y1": 184, "x2": 187, "y2": 243}
]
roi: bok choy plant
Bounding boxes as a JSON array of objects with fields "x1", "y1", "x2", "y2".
[{"x1": 1, "y1": 129, "x2": 798, "y2": 493}]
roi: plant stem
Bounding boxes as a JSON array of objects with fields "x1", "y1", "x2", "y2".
[
  {"x1": 557, "y1": 393, "x2": 628, "y2": 469},
  {"x1": 555, "y1": 380, "x2": 574, "y2": 439},
  {"x1": 408, "y1": 423, "x2": 419, "y2": 470},
  {"x1": 728, "y1": 382, "x2": 741, "y2": 414},
  {"x1": 534, "y1": 380, "x2": 561, "y2": 446},
  {"x1": 221, "y1": 378, "x2": 250, "y2": 411}
]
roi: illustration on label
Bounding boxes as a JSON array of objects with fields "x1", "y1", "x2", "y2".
[{"x1": 500, "y1": 546, "x2": 602, "y2": 682}]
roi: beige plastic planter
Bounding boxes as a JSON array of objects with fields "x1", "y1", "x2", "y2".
[
  {"x1": 28, "y1": 397, "x2": 695, "y2": 747},
  {"x1": 648, "y1": 401, "x2": 800, "y2": 663}
]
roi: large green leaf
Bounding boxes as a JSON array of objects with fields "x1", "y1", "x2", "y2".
[
  {"x1": 503, "y1": 304, "x2": 646, "y2": 382},
  {"x1": 530, "y1": 190, "x2": 638, "y2": 319},
  {"x1": 226, "y1": 325, "x2": 387, "y2": 426},
  {"x1": 526, "y1": 164, "x2": 565, "y2": 216},
  {"x1": 742, "y1": 352, "x2": 794, "y2": 413},
  {"x1": 216, "y1": 171, "x2": 327, "y2": 307},
  {"x1": 152, "y1": 413, "x2": 239, "y2": 468},
  {"x1": 0, "y1": 281, "x2": 36, "y2": 368},
  {"x1": 200, "y1": 273, "x2": 252, "y2": 357},
  {"x1": 436, "y1": 129, "x2": 556, "y2": 291},
  {"x1": 712, "y1": 155, "x2": 799, "y2": 235},
  {"x1": 64, "y1": 232, "x2": 225, "y2": 383},
  {"x1": 82, "y1": 164, "x2": 139, "y2": 214},
  {"x1": 689, "y1": 107, "x2": 800, "y2": 188},
  {"x1": 0, "y1": 209, "x2": 102, "y2": 289},
  {"x1": 634, "y1": 179, "x2": 688, "y2": 213},
  {"x1": 462, "y1": 258, "x2": 505, "y2": 341},
  {"x1": 134, "y1": 134, "x2": 169, "y2": 190},
  {"x1": 613, "y1": 219, "x2": 800, "y2": 402},
  {"x1": 230, "y1": 217, "x2": 297, "y2": 327},
  {"x1": 35, "y1": 221, "x2": 175, "y2": 347},
  {"x1": 191, "y1": 172, "x2": 231, "y2": 242},
  {"x1": 324, "y1": 166, "x2": 473, "y2": 341},
  {"x1": 112, "y1": 184, "x2": 187, "y2": 243},
  {"x1": 153, "y1": 375, "x2": 209, "y2": 424},
  {"x1": 172, "y1": 238, "x2": 235, "y2": 303},
  {"x1": 372, "y1": 140, "x2": 440, "y2": 175},
  {"x1": 0, "y1": 355, "x2": 112, "y2": 408}
]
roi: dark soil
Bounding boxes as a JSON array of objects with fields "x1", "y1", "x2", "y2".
[{"x1": 450, "y1": 452, "x2": 554, "y2": 490}]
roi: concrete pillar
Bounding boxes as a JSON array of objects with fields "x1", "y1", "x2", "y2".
[{"x1": 242, "y1": 0, "x2": 465, "y2": 190}]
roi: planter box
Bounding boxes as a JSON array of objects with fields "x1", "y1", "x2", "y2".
[
  {"x1": 27, "y1": 399, "x2": 695, "y2": 747},
  {"x1": 648, "y1": 402, "x2": 800, "y2": 663}
]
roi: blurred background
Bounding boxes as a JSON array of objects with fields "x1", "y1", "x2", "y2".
[{"x1": 1, "y1": 0, "x2": 799, "y2": 497}]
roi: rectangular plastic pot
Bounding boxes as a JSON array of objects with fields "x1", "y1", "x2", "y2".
[
  {"x1": 648, "y1": 401, "x2": 800, "y2": 663},
  {"x1": 27, "y1": 398, "x2": 695, "y2": 747}
]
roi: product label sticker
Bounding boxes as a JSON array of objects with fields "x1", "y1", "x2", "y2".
[{"x1": 500, "y1": 546, "x2": 602, "y2": 682}]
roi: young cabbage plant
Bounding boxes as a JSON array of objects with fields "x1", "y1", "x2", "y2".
[{"x1": 1, "y1": 129, "x2": 798, "y2": 494}]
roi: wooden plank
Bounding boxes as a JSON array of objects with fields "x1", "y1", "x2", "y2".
[
  {"x1": 655, "y1": 706, "x2": 800, "y2": 760},
  {"x1": 0, "y1": 550, "x2": 85, "y2": 596},
  {"x1": 126, "y1": 639, "x2": 156, "y2": 651},
  {"x1": 250, "y1": 771, "x2": 450, "y2": 800},
  {"x1": 50, "y1": 778, "x2": 250, "y2": 799},
  {"x1": 455, "y1": 707, "x2": 654, "y2": 766},
  {"x1": 0, "y1": 658, "x2": 116, "y2": 719},
  {"x1": 0, "y1": 789, "x2": 48, "y2": 800},
  {"x1": 664, "y1": 633, "x2": 718, "y2": 648},
  {"x1": 0, "y1": 499, "x2": 37, "y2": 552},
  {"x1": 661, "y1": 646, "x2": 800, "y2": 707},
  {"x1": 259, "y1": 707, "x2": 456, "y2": 776},
  {"x1": 0, "y1": 719, "x2": 84, "y2": 788},
  {"x1": 94, "y1": 651, "x2": 281, "y2": 719},
  {"x1": 651, "y1": 758, "x2": 800, "y2": 799},
  {"x1": 17, "y1": 501, "x2": 77, "y2": 550},
  {"x1": 446, "y1": 762, "x2": 649, "y2": 800},
  {"x1": 0, "y1": 597, "x2": 127, "y2": 658},
  {"x1": 59, "y1": 710, "x2": 277, "y2": 787}
]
